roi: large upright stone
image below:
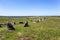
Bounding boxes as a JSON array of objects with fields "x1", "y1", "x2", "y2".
[
  {"x1": 0, "y1": 24, "x2": 2, "y2": 28},
  {"x1": 24, "y1": 21, "x2": 29, "y2": 27},
  {"x1": 7, "y1": 22, "x2": 15, "y2": 30}
]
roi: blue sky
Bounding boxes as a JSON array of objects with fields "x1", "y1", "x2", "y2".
[{"x1": 0, "y1": 0, "x2": 60, "y2": 16}]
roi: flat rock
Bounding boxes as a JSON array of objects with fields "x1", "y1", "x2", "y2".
[{"x1": 18, "y1": 36, "x2": 33, "y2": 40}]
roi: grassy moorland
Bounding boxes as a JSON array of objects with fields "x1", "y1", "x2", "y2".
[{"x1": 0, "y1": 16, "x2": 60, "y2": 40}]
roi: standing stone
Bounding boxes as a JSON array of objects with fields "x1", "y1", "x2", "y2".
[
  {"x1": 0, "y1": 24, "x2": 2, "y2": 28},
  {"x1": 24, "y1": 21, "x2": 29, "y2": 27},
  {"x1": 14, "y1": 22, "x2": 16, "y2": 24},
  {"x1": 7, "y1": 22, "x2": 15, "y2": 30}
]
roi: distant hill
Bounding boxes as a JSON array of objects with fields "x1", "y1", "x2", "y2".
[{"x1": 0, "y1": 16, "x2": 28, "y2": 18}]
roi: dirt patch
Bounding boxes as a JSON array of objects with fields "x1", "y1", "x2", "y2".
[{"x1": 18, "y1": 36, "x2": 33, "y2": 40}]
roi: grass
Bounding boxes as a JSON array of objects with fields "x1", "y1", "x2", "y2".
[{"x1": 0, "y1": 16, "x2": 60, "y2": 40}]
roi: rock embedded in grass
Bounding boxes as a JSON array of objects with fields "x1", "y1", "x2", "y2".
[
  {"x1": 19, "y1": 22, "x2": 24, "y2": 24},
  {"x1": 0, "y1": 34, "x2": 6, "y2": 39},
  {"x1": 17, "y1": 32, "x2": 22, "y2": 36}
]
